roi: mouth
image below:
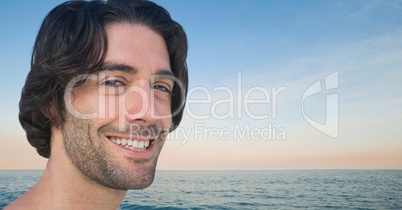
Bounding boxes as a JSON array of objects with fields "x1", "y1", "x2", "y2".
[{"x1": 107, "y1": 136, "x2": 155, "y2": 151}]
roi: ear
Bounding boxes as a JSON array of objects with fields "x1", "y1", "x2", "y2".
[{"x1": 40, "y1": 96, "x2": 66, "y2": 128}]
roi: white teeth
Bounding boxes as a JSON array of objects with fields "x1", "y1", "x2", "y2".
[
  {"x1": 132, "y1": 140, "x2": 139, "y2": 148},
  {"x1": 109, "y1": 137, "x2": 151, "y2": 151},
  {"x1": 139, "y1": 141, "x2": 144, "y2": 148}
]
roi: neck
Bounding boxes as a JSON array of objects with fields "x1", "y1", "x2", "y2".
[
  {"x1": 8, "y1": 129, "x2": 126, "y2": 210},
  {"x1": 34, "y1": 157, "x2": 127, "y2": 209}
]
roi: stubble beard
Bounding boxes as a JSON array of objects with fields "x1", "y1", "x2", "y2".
[{"x1": 61, "y1": 112, "x2": 164, "y2": 190}]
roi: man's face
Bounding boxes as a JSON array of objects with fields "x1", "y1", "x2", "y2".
[{"x1": 61, "y1": 23, "x2": 173, "y2": 190}]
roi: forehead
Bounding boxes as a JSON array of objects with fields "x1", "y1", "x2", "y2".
[{"x1": 104, "y1": 23, "x2": 171, "y2": 74}]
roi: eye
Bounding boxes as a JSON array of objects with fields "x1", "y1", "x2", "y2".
[
  {"x1": 100, "y1": 79, "x2": 125, "y2": 87},
  {"x1": 152, "y1": 84, "x2": 172, "y2": 94}
]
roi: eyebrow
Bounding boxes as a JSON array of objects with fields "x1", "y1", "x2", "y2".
[
  {"x1": 100, "y1": 62, "x2": 176, "y2": 79},
  {"x1": 154, "y1": 70, "x2": 176, "y2": 80},
  {"x1": 100, "y1": 62, "x2": 136, "y2": 74}
]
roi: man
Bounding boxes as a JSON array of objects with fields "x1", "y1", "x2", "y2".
[{"x1": 6, "y1": 0, "x2": 188, "y2": 209}]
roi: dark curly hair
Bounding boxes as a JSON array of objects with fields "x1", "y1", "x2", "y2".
[{"x1": 19, "y1": 0, "x2": 188, "y2": 158}]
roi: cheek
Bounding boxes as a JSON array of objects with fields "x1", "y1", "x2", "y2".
[
  {"x1": 69, "y1": 88, "x2": 119, "y2": 122},
  {"x1": 68, "y1": 92, "x2": 100, "y2": 115},
  {"x1": 99, "y1": 95, "x2": 120, "y2": 119},
  {"x1": 156, "y1": 101, "x2": 172, "y2": 128},
  {"x1": 157, "y1": 101, "x2": 171, "y2": 115}
]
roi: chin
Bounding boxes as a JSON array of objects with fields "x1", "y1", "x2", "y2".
[
  {"x1": 120, "y1": 164, "x2": 157, "y2": 190},
  {"x1": 130, "y1": 179, "x2": 154, "y2": 190}
]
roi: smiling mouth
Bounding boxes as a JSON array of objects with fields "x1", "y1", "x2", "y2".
[{"x1": 108, "y1": 137, "x2": 154, "y2": 151}]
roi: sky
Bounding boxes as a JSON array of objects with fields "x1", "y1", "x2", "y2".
[{"x1": 0, "y1": 0, "x2": 401, "y2": 170}]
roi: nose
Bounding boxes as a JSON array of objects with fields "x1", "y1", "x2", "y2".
[{"x1": 123, "y1": 79, "x2": 159, "y2": 125}]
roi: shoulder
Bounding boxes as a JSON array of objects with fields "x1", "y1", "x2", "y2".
[
  {"x1": 4, "y1": 197, "x2": 32, "y2": 210},
  {"x1": 4, "y1": 189, "x2": 42, "y2": 210}
]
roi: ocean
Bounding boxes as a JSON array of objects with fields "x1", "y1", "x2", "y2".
[{"x1": 1, "y1": 170, "x2": 401, "y2": 209}]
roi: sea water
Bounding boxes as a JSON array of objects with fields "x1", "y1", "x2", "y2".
[{"x1": 1, "y1": 170, "x2": 401, "y2": 209}]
